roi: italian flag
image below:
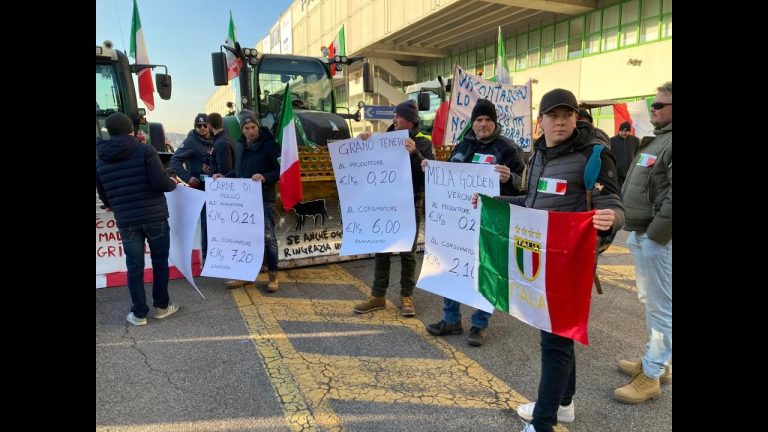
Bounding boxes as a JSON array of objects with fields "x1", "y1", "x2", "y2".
[
  {"x1": 472, "y1": 154, "x2": 494, "y2": 164},
  {"x1": 613, "y1": 100, "x2": 654, "y2": 138},
  {"x1": 636, "y1": 153, "x2": 657, "y2": 167},
  {"x1": 536, "y1": 177, "x2": 567, "y2": 195},
  {"x1": 130, "y1": 0, "x2": 154, "y2": 111},
  {"x1": 328, "y1": 26, "x2": 345, "y2": 77},
  {"x1": 477, "y1": 194, "x2": 596, "y2": 345},
  {"x1": 278, "y1": 84, "x2": 303, "y2": 211},
  {"x1": 494, "y1": 26, "x2": 511, "y2": 84},
  {"x1": 225, "y1": 10, "x2": 242, "y2": 81}
]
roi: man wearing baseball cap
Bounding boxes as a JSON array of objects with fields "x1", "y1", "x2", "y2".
[{"x1": 490, "y1": 88, "x2": 625, "y2": 432}]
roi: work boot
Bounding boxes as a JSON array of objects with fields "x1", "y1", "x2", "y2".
[
  {"x1": 266, "y1": 271, "x2": 279, "y2": 292},
  {"x1": 613, "y1": 371, "x2": 661, "y2": 404},
  {"x1": 353, "y1": 296, "x2": 386, "y2": 314},
  {"x1": 400, "y1": 296, "x2": 416, "y2": 317},
  {"x1": 466, "y1": 326, "x2": 487, "y2": 346},
  {"x1": 617, "y1": 360, "x2": 671, "y2": 384},
  {"x1": 226, "y1": 280, "x2": 247, "y2": 289},
  {"x1": 426, "y1": 320, "x2": 463, "y2": 336}
]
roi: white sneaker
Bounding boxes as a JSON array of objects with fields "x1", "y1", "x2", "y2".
[
  {"x1": 126, "y1": 312, "x2": 147, "y2": 326},
  {"x1": 521, "y1": 424, "x2": 536, "y2": 432},
  {"x1": 151, "y1": 303, "x2": 179, "y2": 319},
  {"x1": 517, "y1": 401, "x2": 575, "y2": 423}
]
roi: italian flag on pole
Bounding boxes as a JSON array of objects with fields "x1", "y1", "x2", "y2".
[
  {"x1": 225, "y1": 10, "x2": 241, "y2": 81},
  {"x1": 328, "y1": 26, "x2": 345, "y2": 77},
  {"x1": 495, "y1": 26, "x2": 511, "y2": 84},
  {"x1": 477, "y1": 194, "x2": 596, "y2": 345},
  {"x1": 130, "y1": 0, "x2": 154, "y2": 111},
  {"x1": 278, "y1": 84, "x2": 303, "y2": 212}
]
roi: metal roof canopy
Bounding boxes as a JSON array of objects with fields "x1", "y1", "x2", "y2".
[{"x1": 357, "y1": 0, "x2": 597, "y2": 62}]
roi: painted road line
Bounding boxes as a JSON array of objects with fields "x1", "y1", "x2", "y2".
[{"x1": 232, "y1": 265, "x2": 569, "y2": 432}]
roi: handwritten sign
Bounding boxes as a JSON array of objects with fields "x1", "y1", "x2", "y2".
[
  {"x1": 329, "y1": 129, "x2": 416, "y2": 255},
  {"x1": 201, "y1": 178, "x2": 265, "y2": 280},
  {"x1": 416, "y1": 161, "x2": 499, "y2": 312},
  {"x1": 444, "y1": 65, "x2": 532, "y2": 151}
]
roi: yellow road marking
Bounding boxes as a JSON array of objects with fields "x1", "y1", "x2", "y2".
[
  {"x1": 233, "y1": 265, "x2": 569, "y2": 432},
  {"x1": 597, "y1": 264, "x2": 637, "y2": 292}
]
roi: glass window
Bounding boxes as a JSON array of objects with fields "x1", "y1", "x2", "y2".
[
  {"x1": 555, "y1": 22, "x2": 568, "y2": 62},
  {"x1": 585, "y1": 11, "x2": 601, "y2": 54},
  {"x1": 569, "y1": 16, "x2": 584, "y2": 59},
  {"x1": 506, "y1": 36, "x2": 516, "y2": 69},
  {"x1": 662, "y1": 0, "x2": 672, "y2": 14},
  {"x1": 602, "y1": 5, "x2": 619, "y2": 51},
  {"x1": 516, "y1": 34, "x2": 528, "y2": 70},
  {"x1": 640, "y1": 0, "x2": 661, "y2": 42},
  {"x1": 620, "y1": 0, "x2": 639, "y2": 47},
  {"x1": 541, "y1": 25, "x2": 554, "y2": 65},
  {"x1": 661, "y1": 14, "x2": 672, "y2": 37},
  {"x1": 528, "y1": 30, "x2": 540, "y2": 68},
  {"x1": 467, "y1": 48, "x2": 476, "y2": 73}
]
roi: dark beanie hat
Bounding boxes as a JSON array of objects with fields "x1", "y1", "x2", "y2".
[
  {"x1": 394, "y1": 100, "x2": 420, "y2": 124},
  {"x1": 539, "y1": 88, "x2": 579, "y2": 114},
  {"x1": 577, "y1": 108, "x2": 593, "y2": 124},
  {"x1": 238, "y1": 110, "x2": 260, "y2": 130},
  {"x1": 619, "y1": 121, "x2": 632, "y2": 131},
  {"x1": 105, "y1": 112, "x2": 134, "y2": 136},
  {"x1": 471, "y1": 99, "x2": 498, "y2": 124},
  {"x1": 194, "y1": 113, "x2": 208, "y2": 127}
]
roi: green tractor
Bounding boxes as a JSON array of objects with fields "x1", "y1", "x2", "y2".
[{"x1": 96, "y1": 40, "x2": 174, "y2": 164}]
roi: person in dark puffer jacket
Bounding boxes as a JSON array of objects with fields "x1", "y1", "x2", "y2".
[
  {"x1": 484, "y1": 89, "x2": 624, "y2": 432},
  {"x1": 96, "y1": 112, "x2": 179, "y2": 326}
]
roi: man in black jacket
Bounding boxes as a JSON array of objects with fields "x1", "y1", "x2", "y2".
[
  {"x1": 610, "y1": 122, "x2": 640, "y2": 189},
  {"x1": 217, "y1": 111, "x2": 282, "y2": 292},
  {"x1": 96, "y1": 112, "x2": 179, "y2": 326}
]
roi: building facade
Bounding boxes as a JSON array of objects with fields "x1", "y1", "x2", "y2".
[{"x1": 206, "y1": 0, "x2": 671, "y2": 137}]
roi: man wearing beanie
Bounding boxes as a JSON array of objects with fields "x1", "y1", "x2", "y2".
[
  {"x1": 96, "y1": 112, "x2": 180, "y2": 326},
  {"x1": 487, "y1": 88, "x2": 624, "y2": 432},
  {"x1": 352, "y1": 99, "x2": 435, "y2": 317},
  {"x1": 170, "y1": 113, "x2": 215, "y2": 260},
  {"x1": 216, "y1": 110, "x2": 282, "y2": 292},
  {"x1": 425, "y1": 98, "x2": 525, "y2": 347},
  {"x1": 609, "y1": 121, "x2": 640, "y2": 189}
]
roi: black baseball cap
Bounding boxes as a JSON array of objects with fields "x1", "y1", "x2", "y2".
[{"x1": 539, "y1": 88, "x2": 579, "y2": 114}]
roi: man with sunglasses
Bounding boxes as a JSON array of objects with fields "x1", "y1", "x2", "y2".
[
  {"x1": 170, "y1": 113, "x2": 215, "y2": 260},
  {"x1": 615, "y1": 82, "x2": 672, "y2": 404}
]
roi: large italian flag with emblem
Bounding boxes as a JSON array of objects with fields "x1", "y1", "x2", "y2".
[{"x1": 477, "y1": 194, "x2": 596, "y2": 345}]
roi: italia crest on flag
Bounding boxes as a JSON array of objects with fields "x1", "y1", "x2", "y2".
[{"x1": 477, "y1": 194, "x2": 596, "y2": 344}]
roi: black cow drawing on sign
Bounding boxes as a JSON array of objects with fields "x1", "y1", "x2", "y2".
[{"x1": 291, "y1": 199, "x2": 329, "y2": 231}]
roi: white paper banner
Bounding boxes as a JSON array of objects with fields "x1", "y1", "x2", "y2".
[
  {"x1": 201, "y1": 178, "x2": 265, "y2": 281},
  {"x1": 166, "y1": 185, "x2": 206, "y2": 297},
  {"x1": 329, "y1": 130, "x2": 416, "y2": 255},
  {"x1": 445, "y1": 65, "x2": 533, "y2": 151},
  {"x1": 417, "y1": 161, "x2": 499, "y2": 312}
]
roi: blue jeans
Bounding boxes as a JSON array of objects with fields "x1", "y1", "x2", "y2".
[
  {"x1": 263, "y1": 202, "x2": 278, "y2": 271},
  {"x1": 442, "y1": 298, "x2": 492, "y2": 329},
  {"x1": 119, "y1": 220, "x2": 171, "y2": 319},
  {"x1": 531, "y1": 331, "x2": 576, "y2": 432},
  {"x1": 627, "y1": 231, "x2": 672, "y2": 380}
]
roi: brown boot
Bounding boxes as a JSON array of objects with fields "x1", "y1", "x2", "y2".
[
  {"x1": 226, "y1": 280, "x2": 247, "y2": 289},
  {"x1": 353, "y1": 296, "x2": 386, "y2": 314},
  {"x1": 400, "y1": 296, "x2": 416, "y2": 317},
  {"x1": 614, "y1": 371, "x2": 661, "y2": 404},
  {"x1": 266, "y1": 271, "x2": 279, "y2": 292},
  {"x1": 617, "y1": 360, "x2": 671, "y2": 384}
]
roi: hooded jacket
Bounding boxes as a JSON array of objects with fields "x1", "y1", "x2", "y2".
[
  {"x1": 169, "y1": 130, "x2": 214, "y2": 186},
  {"x1": 230, "y1": 126, "x2": 281, "y2": 202},
  {"x1": 96, "y1": 135, "x2": 176, "y2": 229}
]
